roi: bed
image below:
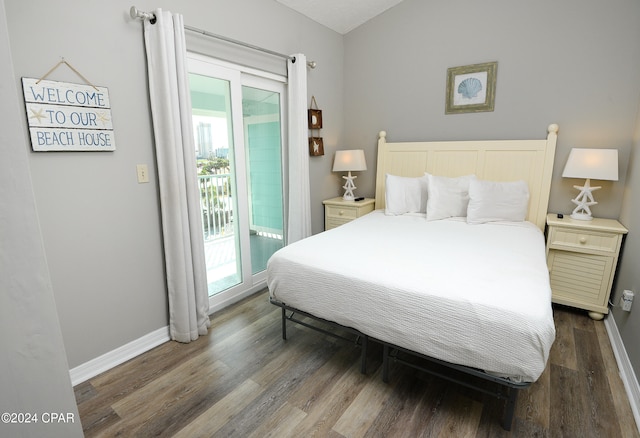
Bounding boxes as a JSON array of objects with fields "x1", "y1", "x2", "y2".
[{"x1": 267, "y1": 124, "x2": 559, "y2": 430}]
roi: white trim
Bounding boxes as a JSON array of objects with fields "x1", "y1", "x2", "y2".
[
  {"x1": 208, "y1": 281, "x2": 267, "y2": 314},
  {"x1": 69, "y1": 326, "x2": 170, "y2": 386},
  {"x1": 187, "y1": 51, "x2": 286, "y2": 83},
  {"x1": 604, "y1": 313, "x2": 640, "y2": 434}
]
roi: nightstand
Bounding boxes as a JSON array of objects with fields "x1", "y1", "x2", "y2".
[
  {"x1": 545, "y1": 214, "x2": 627, "y2": 320},
  {"x1": 323, "y1": 197, "x2": 375, "y2": 231}
]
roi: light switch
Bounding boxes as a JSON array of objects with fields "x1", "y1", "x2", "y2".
[{"x1": 136, "y1": 164, "x2": 149, "y2": 183}]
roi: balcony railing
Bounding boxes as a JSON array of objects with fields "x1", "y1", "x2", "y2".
[{"x1": 198, "y1": 173, "x2": 233, "y2": 241}]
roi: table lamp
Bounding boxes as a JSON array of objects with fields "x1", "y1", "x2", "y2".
[
  {"x1": 333, "y1": 149, "x2": 367, "y2": 201},
  {"x1": 562, "y1": 148, "x2": 618, "y2": 220}
]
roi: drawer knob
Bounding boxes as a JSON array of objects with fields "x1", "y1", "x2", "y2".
[
  {"x1": 339, "y1": 210, "x2": 344, "y2": 215},
  {"x1": 579, "y1": 236, "x2": 587, "y2": 244}
]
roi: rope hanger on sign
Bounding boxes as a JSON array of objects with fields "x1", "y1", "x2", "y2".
[{"x1": 36, "y1": 57, "x2": 99, "y2": 91}]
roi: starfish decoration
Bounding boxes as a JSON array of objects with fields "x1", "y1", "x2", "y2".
[
  {"x1": 341, "y1": 172, "x2": 358, "y2": 201},
  {"x1": 570, "y1": 178, "x2": 600, "y2": 219},
  {"x1": 96, "y1": 111, "x2": 110, "y2": 126},
  {"x1": 29, "y1": 107, "x2": 47, "y2": 124}
]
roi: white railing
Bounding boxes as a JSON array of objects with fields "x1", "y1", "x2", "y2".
[{"x1": 198, "y1": 173, "x2": 233, "y2": 240}]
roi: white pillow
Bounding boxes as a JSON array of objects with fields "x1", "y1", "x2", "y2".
[
  {"x1": 384, "y1": 174, "x2": 428, "y2": 215},
  {"x1": 466, "y1": 179, "x2": 530, "y2": 224},
  {"x1": 426, "y1": 174, "x2": 475, "y2": 221}
]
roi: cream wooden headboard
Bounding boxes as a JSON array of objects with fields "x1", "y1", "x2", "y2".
[{"x1": 374, "y1": 124, "x2": 559, "y2": 230}]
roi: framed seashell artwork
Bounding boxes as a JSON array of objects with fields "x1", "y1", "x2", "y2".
[
  {"x1": 445, "y1": 61, "x2": 497, "y2": 114},
  {"x1": 308, "y1": 109, "x2": 322, "y2": 129},
  {"x1": 308, "y1": 96, "x2": 322, "y2": 129}
]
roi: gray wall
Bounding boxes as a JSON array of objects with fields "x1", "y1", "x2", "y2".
[
  {"x1": 5, "y1": 0, "x2": 343, "y2": 369},
  {"x1": 343, "y1": 0, "x2": 640, "y2": 378},
  {"x1": 615, "y1": 110, "x2": 640, "y2": 378},
  {"x1": 343, "y1": 0, "x2": 640, "y2": 218},
  {"x1": 0, "y1": 1, "x2": 82, "y2": 436}
]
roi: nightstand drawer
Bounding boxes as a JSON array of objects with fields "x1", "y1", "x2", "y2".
[
  {"x1": 326, "y1": 217, "x2": 352, "y2": 229},
  {"x1": 547, "y1": 227, "x2": 620, "y2": 254},
  {"x1": 323, "y1": 197, "x2": 375, "y2": 231},
  {"x1": 325, "y1": 205, "x2": 358, "y2": 220}
]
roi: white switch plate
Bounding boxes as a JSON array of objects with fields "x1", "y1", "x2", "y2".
[
  {"x1": 621, "y1": 289, "x2": 634, "y2": 312},
  {"x1": 136, "y1": 164, "x2": 149, "y2": 183}
]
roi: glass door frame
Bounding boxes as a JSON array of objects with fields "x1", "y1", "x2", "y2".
[{"x1": 187, "y1": 52, "x2": 288, "y2": 313}]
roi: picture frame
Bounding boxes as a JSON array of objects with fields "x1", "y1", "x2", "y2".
[
  {"x1": 308, "y1": 109, "x2": 323, "y2": 129},
  {"x1": 445, "y1": 61, "x2": 497, "y2": 114},
  {"x1": 309, "y1": 137, "x2": 324, "y2": 156}
]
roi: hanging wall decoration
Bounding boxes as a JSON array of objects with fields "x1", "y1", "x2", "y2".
[
  {"x1": 308, "y1": 96, "x2": 322, "y2": 129},
  {"x1": 309, "y1": 137, "x2": 324, "y2": 156},
  {"x1": 22, "y1": 59, "x2": 116, "y2": 151},
  {"x1": 445, "y1": 61, "x2": 497, "y2": 115},
  {"x1": 308, "y1": 95, "x2": 324, "y2": 156}
]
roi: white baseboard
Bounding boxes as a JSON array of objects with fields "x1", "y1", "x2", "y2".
[
  {"x1": 604, "y1": 313, "x2": 640, "y2": 434},
  {"x1": 70, "y1": 284, "x2": 267, "y2": 387},
  {"x1": 70, "y1": 325, "x2": 170, "y2": 386}
]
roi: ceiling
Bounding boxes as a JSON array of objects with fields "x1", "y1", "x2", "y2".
[{"x1": 274, "y1": 0, "x2": 405, "y2": 34}]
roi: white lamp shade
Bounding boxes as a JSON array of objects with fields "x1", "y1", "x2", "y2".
[
  {"x1": 333, "y1": 149, "x2": 367, "y2": 172},
  {"x1": 562, "y1": 148, "x2": 619, "y2": 181}
]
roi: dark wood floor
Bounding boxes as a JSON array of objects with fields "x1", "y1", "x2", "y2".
[{"x1": 75, "y1": 289, "x2": 639, "y2": 437}]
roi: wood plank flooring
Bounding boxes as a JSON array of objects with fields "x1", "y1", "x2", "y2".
[{"x1": 75, "y1": 289, "x2": 639, "y2": 437}]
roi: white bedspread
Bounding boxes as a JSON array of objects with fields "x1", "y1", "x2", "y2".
[{"x1": 267, "y1": 210, "x2": 555, "y2": 382}]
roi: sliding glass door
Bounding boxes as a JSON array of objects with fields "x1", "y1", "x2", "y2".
[
  {"x1": 188, "y1": 54, "x2": 285, "y2": 307},
  {"x1": 241, "y1": 84, "x2": 285, "y2": 273}
]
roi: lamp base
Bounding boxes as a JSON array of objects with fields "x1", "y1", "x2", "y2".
[
  {"x1": 569, "y1": 178, "x2": 600, "y2": 221},
  {"x1": 342, "y1": 172, "x2": 357, "y2": 202},
  {"x1": 570, "y1": 212, "x2": 593, "y2": 221}
]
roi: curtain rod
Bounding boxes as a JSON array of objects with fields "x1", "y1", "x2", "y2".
[{"x1": 130, "y1": 6, "x2": 317, "y2": 69}]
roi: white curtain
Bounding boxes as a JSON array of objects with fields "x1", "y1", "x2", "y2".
[
  {"x1": 286, "y1": 54, "x2": 312, "y2": 243},
  {"x1": 143, "y1": 9, "x2": 210, "y2": 343}
]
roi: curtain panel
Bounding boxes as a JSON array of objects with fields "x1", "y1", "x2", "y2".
[
  {"x1": 143, "y1": 9, "x2": 210, "y2": 343},
  {"x1": 286, "y1": 54, "x2": 312, "y2": 243}
]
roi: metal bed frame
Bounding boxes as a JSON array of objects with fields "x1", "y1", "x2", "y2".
[
  {"x1": 269, "y1": 297, "x2": 529, "y2": 431},
  {"x1": 270, "y1": 297, "x2": 369, "y2": 374},
  {"x1": 381, "y1": 343, "x2": 530, "y2": 431}
]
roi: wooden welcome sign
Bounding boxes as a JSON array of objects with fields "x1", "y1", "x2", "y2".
[{"x1": 22, "y1": 78, "x2": 116, "y2": 151}]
